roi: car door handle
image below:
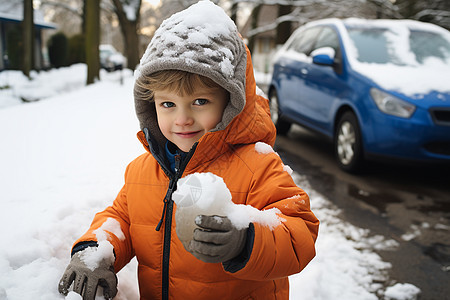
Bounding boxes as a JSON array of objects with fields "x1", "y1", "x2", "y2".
[{"x1": 301, "y1": 68, "x2": 308, "y2": 75}]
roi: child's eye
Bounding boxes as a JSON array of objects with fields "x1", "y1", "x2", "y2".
[
  {"x1": 194, "y1": 99, "x2": 209, "y2": 106},
  {"x1": 162, "y1": 102, "x2": 175, "y2": 108}
]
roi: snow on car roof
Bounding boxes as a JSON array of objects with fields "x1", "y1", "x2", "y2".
[{"x1": 299, "y1": 18, "x2": 450, "y2": 96}]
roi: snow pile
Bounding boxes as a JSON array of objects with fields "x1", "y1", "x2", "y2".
[
  {"x1": 0, "y1": 65, "x2": 421, "y2": 299},
  {"x1": 384, "y1": 283, "x2": 421, "y2": 300},
  {"x1": 173, "y1": 172, "x2": 283, "y2": 248},
  {"x1": 0, "y1": 64, "x2": 126, "y2": 108},
  {"x1": 15, "y1": 64, "x2": 87, "y2": 102}
]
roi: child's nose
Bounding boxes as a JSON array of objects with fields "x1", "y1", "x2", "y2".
[{"x1": 174, "y1": 109, "x2": 194, "y2": 126}]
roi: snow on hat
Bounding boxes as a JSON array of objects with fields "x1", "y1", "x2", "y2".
[{"x1": 134, "y1": 0, "x2": 247, "y2": 138}]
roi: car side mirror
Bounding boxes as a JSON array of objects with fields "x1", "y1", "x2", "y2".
[{"x1": 311, "y1": 47, "x2": 335, "y2": 66}]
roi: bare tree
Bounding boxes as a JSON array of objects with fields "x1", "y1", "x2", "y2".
[
  {"x1": 242, "y1": 0, "x2": 449, "y2": 45},
  {"x1": 40, "y1": 0, "x2": 84, "y2": 37},
  {"x1": 22, "y1": 0, "x2": 34, "y2": 77},
  {"x1": 110, "y1": 0, "x2": 142, "y2": 70},
  {"x1": 247, "y1": 3, "x2": 262, "y2": 53},
  {"x1": 275, "y1": 2, "x2": 292, "y2": 45},
  {"x1": 85, "y1": 0, "x2": 100, "y2": 84},
  {"x1": 243, "y1": 0, "x2": 406, "y2": 45},
  {"x1": 396, "y1": 0, "x2": 450, "y2": 30}
]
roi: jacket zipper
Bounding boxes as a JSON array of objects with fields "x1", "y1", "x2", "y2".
[
  {"x1": 159, "y1": 147, "x2": 196, "y2": 300},
  {"x1": 159, "y1": 155, "x2": 180, "y2": 300},
  {"x1": 143, "y1": 128, "x2": 198, "y2": 299}
]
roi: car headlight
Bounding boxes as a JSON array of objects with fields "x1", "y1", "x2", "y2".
[{"x1": 370, "y1": 88, "x2": 416, "y2": 118}]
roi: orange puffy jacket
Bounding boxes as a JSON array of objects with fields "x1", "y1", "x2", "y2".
[{"x1": 74, "y1": 46, "x2": 319, "y2": 300}]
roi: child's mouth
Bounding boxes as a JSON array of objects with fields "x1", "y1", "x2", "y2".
[{"x1": 176, "y1": 131, "x2": 201, "y2": 138}]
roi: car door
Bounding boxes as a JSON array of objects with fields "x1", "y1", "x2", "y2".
[
  {"x1": 276, "y1": 26, "x2": 322, "y2": 121},
  {"x1": 300, "y1": 26, "x2": 351, "y2": 134}
]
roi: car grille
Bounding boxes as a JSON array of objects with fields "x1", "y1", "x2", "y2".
[
  {"x1": 424, "y1": 142, "x2": 450, "y2": 156},
  {"x1": 429, "y1": 108, "x2": 450, "y2": 126}
]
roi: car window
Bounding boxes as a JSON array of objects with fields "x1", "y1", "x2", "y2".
[
  {"x1": 288, "y1": 27, "x2": 322, "y2": 55},
  {"x1": 313, "y1": 26, "x2": 340, "y2": 55},
  {"x1": 409, "y1": 30, "x2": 450, "y2": 63},
  {"x1": 348, "y1": 27, "x2": 450, "y2": 65},
  {"x1": 347, "y1": 28, "x2": 390, "y2": 63},
  {"x1": 285, "y1": 28, "x2": 305, "y2": 51}
]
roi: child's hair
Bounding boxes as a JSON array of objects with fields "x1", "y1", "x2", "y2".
[{"x1": 137, "y1": 70, "x2": 226, "y2": 102}]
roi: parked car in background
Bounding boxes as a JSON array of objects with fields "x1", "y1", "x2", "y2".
[
  {"x1": 269, "y1": 18, "x2": 450, "y2": 172},
  {"x1": 99, "y1": 44, "x2": 126, "y2": 71}
]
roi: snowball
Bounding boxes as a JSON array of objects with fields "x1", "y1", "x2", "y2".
[{"x1": 172, "y1": 173, "x2": 284, "y2": 248}]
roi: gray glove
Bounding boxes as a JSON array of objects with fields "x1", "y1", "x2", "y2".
[
  {"x1": 58, "y1": 249, "x2": 118, "y2": 300},
  {"x1": 188, "y1": 215, "x2": 247, "y2": 263}
]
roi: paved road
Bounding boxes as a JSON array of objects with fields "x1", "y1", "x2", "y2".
[{"x1": 274, "y1": 125, "x2": 450, "y2": 299}]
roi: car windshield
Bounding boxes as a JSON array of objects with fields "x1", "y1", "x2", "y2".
[{"x1": 347, "y1": 27, "x2": 450, "y2": 65}]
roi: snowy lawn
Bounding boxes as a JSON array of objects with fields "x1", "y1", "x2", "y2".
[{"x1": 0, "y1": 66, "x2": 420, "y2": 300}]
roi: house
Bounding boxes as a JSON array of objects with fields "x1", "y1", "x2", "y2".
[
  {"x1": 240, "y1": 4, "x2": 301, "y2": 74},
  {"x1": 0, "y1": 2, "x2": 56, "y2": 70}
]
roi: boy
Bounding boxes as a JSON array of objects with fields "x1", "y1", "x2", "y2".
[{"x1": 58, "y1": 1, "x2": 319, "y2": 299}]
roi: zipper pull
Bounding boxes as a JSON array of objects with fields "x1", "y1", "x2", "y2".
[
  {"x1": 155, "y1": 178, "x2": 177, "y2": 231},
  {"x1": 174, "y1": 154, "x2": 181, "y2": 174},
  {"x1": 155, "y1": 199, "x2": 168, "y2": 231}
]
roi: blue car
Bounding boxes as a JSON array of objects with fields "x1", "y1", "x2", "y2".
[{"x1": 269, "y1": 18, "x2": 450, "y2": 172}]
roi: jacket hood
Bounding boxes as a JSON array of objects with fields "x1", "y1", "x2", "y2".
[{"x1": 134, "y1": 0, "x2": 275, "y2": 153}]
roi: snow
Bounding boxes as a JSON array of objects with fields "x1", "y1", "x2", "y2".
[
  {"x1": 79, "y1": 245, "x2": 114, "y2": 272},
  {"x1": 172, "y1": 172, "x2": 284, "y2": 248},
  {"x1": 0, "y1": 0, "x2": 56, "y2": 28},
  {"x1": 136, "y1": 0, "x2": 237, "y2": 79},
  {"x1": 80, "y1": 218, "x2": 125, "y2": 271},
  {"x1": 0, "y1": 64, "x2": 87, "y2": 105},
  {"x1": 65, "y1": 291, "x2": 82, "y2": 300},
  {"x1": 0, "y1": 65, "x2": 421, "y2": 299},
  {"x1": 255, "y1": 141, "x2": 275, "y2": 154},
  {"x1": 384, "y1": 283, "x2": 421, "y2": 300},
  {"x1": 122, "y1": 0, "x2": 141, "y2": 21},
  {"x1": 342, "y1": 18, "x2": 450, "y2": 96}
]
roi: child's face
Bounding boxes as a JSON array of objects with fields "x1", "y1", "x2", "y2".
[{"x1": 154, "y1": 85, "x2": 228, "y2": 152}]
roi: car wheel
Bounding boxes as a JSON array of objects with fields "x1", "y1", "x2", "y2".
[
  {"x1": 270, "y1": 91, "x2": 291, "y2": 135},
  {"x1": 335, "y1": 111, "x2": 363, "y2": 172}
]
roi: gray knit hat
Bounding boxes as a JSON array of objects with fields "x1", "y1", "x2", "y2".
[{"x1": 134, "y1": 0, "x2": 247, "y2": 143}]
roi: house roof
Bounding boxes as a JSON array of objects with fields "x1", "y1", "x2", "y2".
[{"x1": 0, "y1": 2, "x2": 57, "y2": 29}]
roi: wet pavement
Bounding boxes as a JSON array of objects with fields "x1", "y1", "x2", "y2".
[{"x1": 274, "y1": 125, "x2": 450, "y2": 299}]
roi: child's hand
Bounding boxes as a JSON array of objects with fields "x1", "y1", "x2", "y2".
[
  {"x1": 188, "y1": 215, "x2": 247, "y2": 263},
  {"x1": 58, "y1": 249, "x2": 117, "y2": 300}
]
